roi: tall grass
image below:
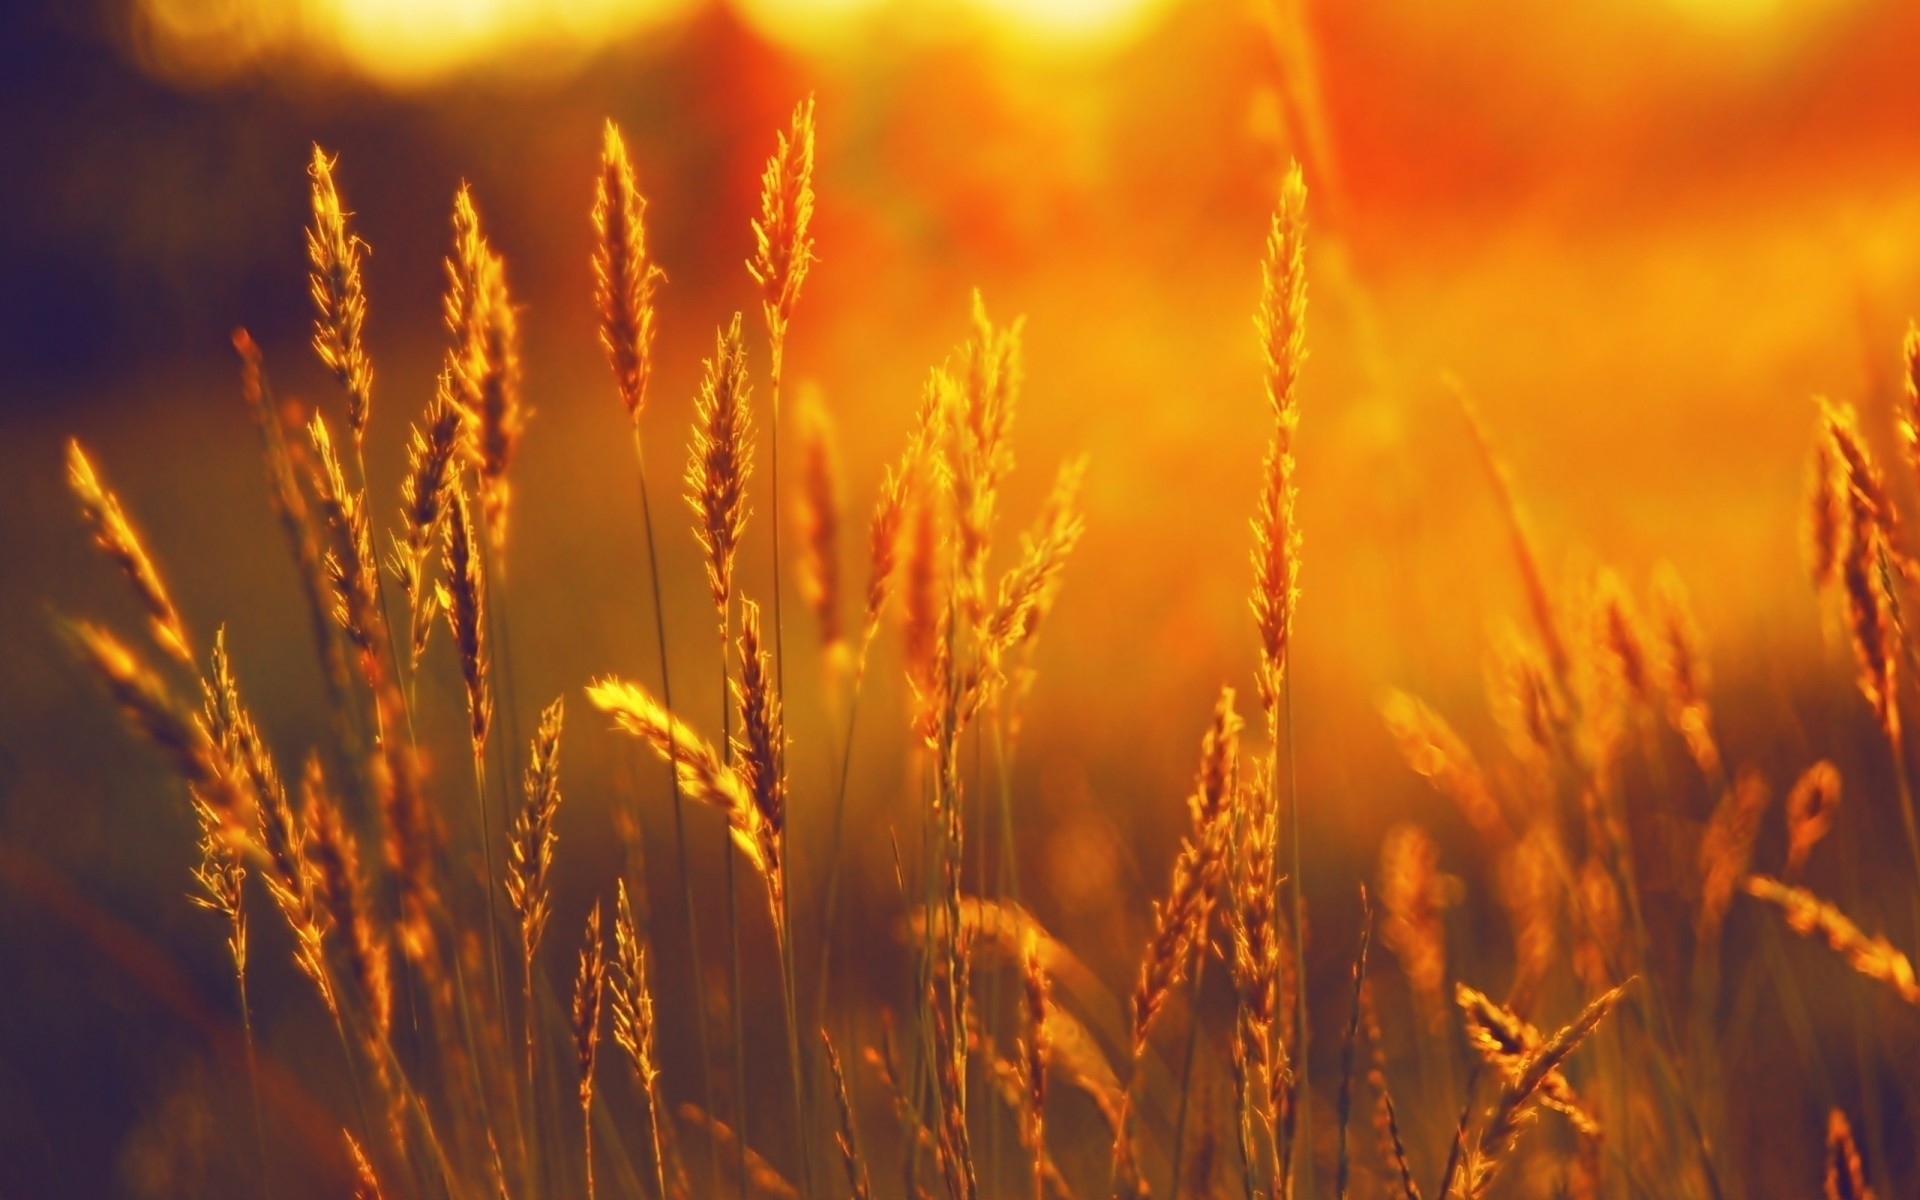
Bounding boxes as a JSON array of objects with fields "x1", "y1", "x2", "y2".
[{"x1": 51, "y1": 101, "x2": 1920, "y2": 1200}]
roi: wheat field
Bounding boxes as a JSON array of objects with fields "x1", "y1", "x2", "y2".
[{"x1": 8, "y1": 2, "x2": 1920, "y2": 1199}]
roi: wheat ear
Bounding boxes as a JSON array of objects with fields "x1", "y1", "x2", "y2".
[{"x1": 574, "y1": 901, "x2": 608, "y2": 1200}]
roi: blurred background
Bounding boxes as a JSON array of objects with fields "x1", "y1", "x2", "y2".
[{"x1": 5, "y1": 0, "x2": 1920, "y2": 1194}]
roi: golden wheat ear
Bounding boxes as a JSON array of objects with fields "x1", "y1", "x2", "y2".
[
  {"x1": 346, "y1": 1131, "x2": 387, "y2": 1200},
  {"x1": 686, "y1": 314, "x2": 754, "y2": 626},
  {"x1": 794, "y1": 391, "x2": 845, "y2": 679},
  {"x1": 610, "y1": 880, "x2": 671, "y2": 1200},
  {"x1": 66, "y1": 440, "x2": 194, "y2": 667},
  {"x1": 820, "y1": 1029, "x2": 872, "y2": 1200},
  {"x1": 748, "y1": 95, "x2": 817, "y2": 357},
  {"x1": 1826, "y1": 1108, "x2": 1874, "y2": 1200},
  {"x1": 1744, "y1": 875, "x2": 1920, "y2": 1006},
  {"x1": 596, "y1": 119, "x2": 665, "y2": 424},
  {"x1": 307, "y1": 146, "x2": 374, "y2": 447},
  {"x1": 573, "y1": 900, "x2": 608, "y2": 1200}
]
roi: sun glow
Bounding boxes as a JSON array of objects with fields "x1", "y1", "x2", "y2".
[{"x1": 128, "y1": 0, "x2": 1169, "y2": 86}]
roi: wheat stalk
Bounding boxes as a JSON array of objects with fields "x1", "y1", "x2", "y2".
[
  {"x1": 1249, "y1": 161, "x2": 1313, "y2": 1200},
  {"x1": 1360, "y1": 980, "x2": 1421, "y2": 1200},
  {"x1": 347, "y1": 1132, "x2": 387, "y2": 1200},
  {"x1": 594, "y1": 118, "x2": 720, "y2": 1195},
  {"x1": 796, "y1": 393, "x2": 845, "y2": 680},
  {"x1": 1334, "y1": 891, "x2": 1372, "y2": 1200},
  {"x1": 204, "y1": 632, "x2": 320, "y2": 975},
  {"x1": 446, "y1": 186, "x2": 525, "y2": 556},
  {"x1": 688, "y1": 314, "x2": 754, "y2": 628},
  {"x1": 821, "y1": 1028, "x2": 873, "y2": 1200},
  {"x1": 748, "y1": 95, "x2": 817, "y2": 766},
  {"x1": 586, "y1": 678, "x2": 778, "y2": 895},
  {"x1": 1698, "y1": 768, "x2": 1770, "y2": 940},
  {"x1": 1021, "y1": 931, "x2": 1051, "y2": 1200},
  {"x1": 231, "y1": 332, "x2": 358, "y2": 751},
  {"x1": 303, "y1": 756, "x2": 394, "y2": 1070},
  {"x1": 574, "y1": 901, "x2": 608, "y2": 1200},
  {"x1": 1744, "y1": 875, "x2": 1920, "y2": 1006},
  {"x1": 1378, "y1": 824, "x2": 1447, "y2": 1016},
  {"x1": 507, "y1": 696, "x2": 563, "y2": 1123},
  {"x1": 596, "y1": 120, "x2": 666, "y2": 425},
  {"x1": 66, "y1": 440, "x2": 193, "y2": 667},
  {"x1": 1131, "y1": 687, "x2": 1241, "y2": 1059},
  {"x1": 1826, "y1": 1108, "x2": 1874, "y2": 1200},
  {"x1": 1452, "y1": 981, "x2": 1631, "y2": 1198},
  {"x1": 736, "y1": 597, "x2": 812, "y2": 1192},
  {"x1": 1642, "y1": 563, "x2": 1721, "y2": 789},
  {"x1": 1785, "y1": 760, "x2": 1842, "y2": 878},
  {"x1": 64, "y1": 619, "x2": 255, "y2": 843},
  {"x1": 612, "y1": 880, "x2": 671, "y2": 1200},
  {"x1": 307, "y1": 146, "x2": 373, "y2": 450},
  {"x1": 395, "y1": 375, "x2": 463, "y2": 675}
]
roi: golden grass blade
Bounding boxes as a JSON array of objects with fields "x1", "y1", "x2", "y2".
[
  {"x1": 1826, "y1": 1108, "x2": 1875, "y2": 1200},
  {"x1": 1360, "y1": 981, "x2": 1421, "y2": 1200},
  {"x1": 1250, "y1": 161, "x2": 1307, "y2": 718},
  {"x1": 795, "y1": 392, "x2": 844, "y2": 677},
  {"x1": 1448, "y1": 377, "x2": 1569, "y2": 694},
  {"x1": 205, "y1": 631, "x2": 335, "y2": 1016},
  {"x1": 445, "y1": 184, "x2": 525, "y2": 554},
  {"x1": 308, "y1": 146, "x2": 373, "y2": 447},
  {"x1": 1594, "y1": 568, "x2": 1653, "y2": 708},
  {"x1": 1785, "y1": 760, "x2": 1842, "y2": 878},
  {"x1": 66, "y1": 440, "x2": 193, "y2": 667},
  {"x1": 1453, "y1": 984, "x2": 1597, "y2": 1138},
  {"x1": 508, "y1": 697, "x2": 563, "y2": 969},
  {"x1": 1380, "y1": 690, "x2": 1511, "y2": 848},
  {"x1": 303, "y1": 754, "x2": 391, "y2": 1049},
  {"x1": 734, "y1": 600, "x2": 788, "y2": 888},
  {"x1": 1378, "y1": 825, "x2": 1447, "y2": 1012},
  {"x1": 1744, "y1": 875, "x2": 1920, "y2": 1006},
  {"x1": 586, "y1": 677, "x2": 775, "y2": 884},
  {"x1": 1334, "y1": 891, "x2": 1372, "y2": 1200},
  {"x1": 1697, "y1": 767, "x2": 1770, "y2": 940},
  {"x1": 596, "y1": 119, "x2": 665, "y2": 425},
  {"x1": 347, "y1": 1131, "x2": 387, "y2": 1200},
  {"x1": 748, "y1": 96, "x2": 816, "y2": 361},
  {"x1": 1021, "y1": 932, "x2": 1051, "y2": 1200},
  {"x1": 1808, "y1": 432, "x2": 1845, "y2": 593},
  {"x1": 678, "y1": 1105, "x2": 800, "y2": 1200},
  {"x1": 1131, "y1": 687, "x2": 1240, "y2": 1058},
  {"x1": 63, "y1": 618, "x2": 254, "y2": 845},
  {"x1": 575, "y1": 901, "x2": 608, "y2": 1200},
  {"x1": 820, "y1": 1029, "x2": 872, "y2": 1200},
  {"x1": 396, "y1": 375, "x2": 464, "y2": 670},
  {"x1": 950, "y1": 295, "x2": 1022, "y2": 631},
  {"x1": 1464, "y1": 980, "x2": 1631, "y2": 1197},
  {"x1": 686, "y1": 314, "x2": 754, "y2": 625},
  {"x1": 446, "y1": 479, "x2": 492, "y2": 760},
  {"x1": 232, "y1": 331, "x2": 356, "y2": 728},
  {"x1": 613, "y1": 881, "x2": 672, "y2": 1200}
]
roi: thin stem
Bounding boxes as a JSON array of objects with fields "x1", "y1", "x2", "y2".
[
  {"x1": 470, "y1": 750, "x2": 509, "y2": 1074},
  {"x1": 721, "y1": 636, "x2": 749, "y2": 1200},
  {"x1": 777, "y1": 905, "x2": 812, "y2": 1200},
  {"x1": 813, "y1": 681, "x2": 864, "y2": 1026},
  {"x1": 1169, "y1": 942, "x2": 1210, "y2": 1198},
  {"x1": 235, "y1": 937, "x2": 272, "y2": 1200},
  {"x1": 768, "y1": 343, "x2": 789, "y2": 753},
  {"x1": 584, "y1": 1091, "x2": 598, "y2": 1200},
  {"x1": 645, "y1": 1072, "x2": 672, "y2": 1200},
  {"x1": 1283, "y1": 673, "x2": 1309, "y2": 1200},
  {"x1": 632, "y1": 425, "x2": 722, "y2": 1194},
  {"x1": 523, "y1": 943, "x2": 539, "y2": 1189}
]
